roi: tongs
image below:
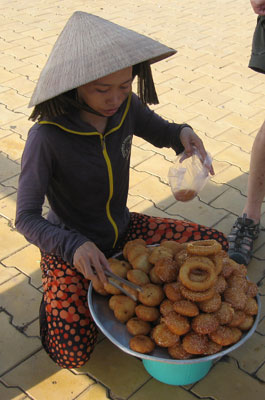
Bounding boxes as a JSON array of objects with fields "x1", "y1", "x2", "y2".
[{"x1": 104, "y1": 269, "x2": 143, "y2": 301}]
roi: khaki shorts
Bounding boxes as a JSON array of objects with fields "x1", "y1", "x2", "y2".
[{"x1": 249, "y1": 16, "x2": 265, "y2": 74}]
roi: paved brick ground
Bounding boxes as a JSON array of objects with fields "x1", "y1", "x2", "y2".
[{"x1": 0, "y1": 0, "x2": 264, "y2": 399}]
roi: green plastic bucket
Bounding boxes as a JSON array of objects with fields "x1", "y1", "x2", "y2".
[{"x1": 142, "y1": 358, "x2": 212, "y2": 385}]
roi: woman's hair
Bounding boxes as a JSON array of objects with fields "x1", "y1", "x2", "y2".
[
  {"x1": 29, "y1": 61, "x2": 159, "y2": 122},
  {"x1": 132, "y1": 62, "x2": 158, "y2": 105}
]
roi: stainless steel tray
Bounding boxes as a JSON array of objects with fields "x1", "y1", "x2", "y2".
[{"x1": 88, "y1": 283, "x2": 261, "y2": 365}]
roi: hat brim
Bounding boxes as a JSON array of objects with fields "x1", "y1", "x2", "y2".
[{"x1": 29, "y1": 12, "x2": 177, "y2": 107}]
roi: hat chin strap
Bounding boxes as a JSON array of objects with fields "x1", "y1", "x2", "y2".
[
  {"x1": 78, "y1": 101, "x2": 106, "y2": 117},
  {"x1": 65, "y1": 94, "x2": 106, "y2": 117}
]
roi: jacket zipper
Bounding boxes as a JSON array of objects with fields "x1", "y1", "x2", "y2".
[
  {"x1": 100, "y1": 134, "x2": 119, "y2": 247},
  {"x1": 39, "y1": 93, "x2": 132, "y2": 248}
]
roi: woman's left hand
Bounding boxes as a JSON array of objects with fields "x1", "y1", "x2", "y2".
[{"x1": 179, "y1": 126, "x2": 215, "y2": 175}]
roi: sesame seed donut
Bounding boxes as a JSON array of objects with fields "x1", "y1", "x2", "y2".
[
  {"x1": 209, "y1": 326, "x2": 242, "y2": 346},
  {"x1": 173, "y1": 299, "x2": 199, "y2": 317},
  {"x1": 168, "y1": 342, "x2": 193, "y2": 360},
  {"x1": 182, "y1": 332, "x2": 209, "y2": 355},
  {"x1": 192, "y1": 313, "x2": 219, "y2": 334},
  {"x1": 161, "y1": 311, "x2": 190, "y2": 336},
  {"x1": 151, "y1": 323, "x2": 180, "y2": 347}
]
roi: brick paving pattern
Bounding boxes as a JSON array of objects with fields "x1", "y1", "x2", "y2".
[{"x1": 0, "y1": 0, "x2": 264, "y2": 399}]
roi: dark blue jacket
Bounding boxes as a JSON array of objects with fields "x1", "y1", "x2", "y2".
[{"x1": 16, "y1": 93, "x2": 186, "y2": 264}]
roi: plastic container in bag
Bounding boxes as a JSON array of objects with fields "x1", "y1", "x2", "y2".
[{"x1": 168, "y1": 148, "x2": 212, "y2": 202}]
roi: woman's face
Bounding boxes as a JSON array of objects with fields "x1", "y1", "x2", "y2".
[{"x1": 77, "y1": 66, "x2": 133, "y2": 117}]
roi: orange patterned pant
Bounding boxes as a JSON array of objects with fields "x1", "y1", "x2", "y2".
[
  {"x1": 123, "y1": 213, "x2": 228, "y2": 249},
  {"x1": 39, "y1": 212, "x2": 227, "y2": 368}
]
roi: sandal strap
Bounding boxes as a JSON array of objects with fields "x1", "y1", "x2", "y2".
[
  {"x1": 228, "y1": 239, "x2": 253, "y2": 254},
  {"x1": 227, "y1": 214, "x2": 260, "y2": 265},
  {"x1": 229, "y1": 214, "x2": 260, "y2": 241},
  {"x1": 227, "y1": 214, "x2": 260, "y2": 264}
]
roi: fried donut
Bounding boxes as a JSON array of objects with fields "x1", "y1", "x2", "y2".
[
  {"x1": 187, "y1": 239, "x2": 222, "y2": 256},
  {"x1": 92, "y1": 276, "x2": 108, "y2": 296},
  {"x1": 227, "y1": 273, "x2": 248, "y2": 292},
  {"x1": 192, "y1": 313, "x2": 219, "y2": 334},
  {"x1": 131, "y1": 252, "x2": 152, "y2": 273},
  {"x1": 113, "y1": 296, "x2": 136, "y2": 323},
  {"x1": 162, "y1": 311, "x2": 190, "y2": 335},
  {"x1": 231, "y1": 261, "x2": 247, "y2": 277},
  {"x1": 127, "y1": 244, "x2": 148, "y2": 264},
  {"x1": 104, "y1": 278, "x2": 122, "y2": 295},
  {"x1": 109, "y1": 294, "x2": 125, "y2": 311},
  {"x1": 160, "y1": 299, "x2": 175, "y2": 316},
  {"x1": 121, "y1": 283, "x2": 138, "y2": 300},
  {"x1": 138, "y1": 283, "x2": 165, "y2": 307},
  {"x1": 126, "y1": 317, "x2": 151, "y2": 336},
  {"x1": 246, "y1": 281, "x2": 258, "y2": 298},
  {"x1": 238, "y1": 315, "x2": 254, "y2": 331},
  {"x1": 179, "y1": 256, "x2": 217, "y2": 291},
  {"x1": 244, "y1": 297, "x2": 258, "y2": 315},
  {"x1": 222, "y1": 258, "x2": 247, "y2": 278},
  {"x1": 120, "y1": 260, "x2": 131, "y2": 272},
  {"x1": 209, "y1": 251, "x2": 224, "y2": 275},
  {"x1": 174, "y1": 249, "x2": 189, "y2": 268},
  {"x1": 173, "y1": 300, "x2": 199, "y2": 317},
  {"x1": 151, "y1": 323, "x2": 180, "y2": 347},
  {"x1": 209, "y1": 326, "x2": 242, "y2": 346},
  {"x1": 135, "y1": 304, "x2": 160, "y2": 322},
  {"x1": 224, "y1": 287, "x2": 247, "y2": 310},
  {"x1": 149, "y1": 267, "x2": 163, "y2": 284},
  {"x1": 180, "y1": 284, "x2": 215, "y2": 302},
  {"x1": 129, "y1": 335, "x2": 155, "y2": 354},
  {"x1": 182, "y1": 332, "x2": 209, "y2": 355},
  {"x1": 160, "y1": 240, "x2": 186, "y2": 256},
  {"x1": 214, "y1": 275, "x2": 228, "y2": 294},
  {"x1": 214, "y1": 302, "x2": 234, "y2": 325},
  {"x1": 204, "y1": 340, "x2": 222, "y2": 355},
  {"x1": 222, "y1": 259, "x2": 235, "y2": 278},
  {"x1": 153, "y1": 257, "x2": 178, "y2": 283},
  {"x1": 198, "y1": 292, "x2": 222, "y2": 313},
  {"x1": 148, "y1": 246, "x2": 173, "y2": 264},
  {"x1": 108, "y1": 258, "x2": 128, "y2": 278},
  {"x1": 228, "y1": 310, "x2": 246, "y2": 328},
  {"x1": 123, "y1": 239, "x2": 146, "y2": 259},
  {"x1": 164, "y1": 282, "x2": 183, "y2": 302},
  {"x1": 127, "y1": 269, "x2": 150, "y2": 286},
  {"x1": 168, "y1": 342, "x2": 193, "y2": 360}
]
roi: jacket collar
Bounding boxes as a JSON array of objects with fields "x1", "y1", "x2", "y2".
[{"x1": 38, "y1": 93, "x2": 132, "y2": 136}]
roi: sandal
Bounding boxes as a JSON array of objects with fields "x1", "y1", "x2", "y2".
[{"x1": 227, "y1": 213, "x2": 260, "y2": 265}]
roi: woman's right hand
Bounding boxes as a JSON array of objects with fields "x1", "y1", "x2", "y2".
[{"x1": 73, "y1": 241, "x2": 110, "y2": 284}]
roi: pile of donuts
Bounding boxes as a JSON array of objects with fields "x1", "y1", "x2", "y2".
[{"x1": 92, "y1": 239, "x2": 259, "y2": 359}]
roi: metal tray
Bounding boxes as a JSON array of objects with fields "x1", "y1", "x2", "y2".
[{"x1": 88, "y1": 283, "x2": 261, "y2": 365}]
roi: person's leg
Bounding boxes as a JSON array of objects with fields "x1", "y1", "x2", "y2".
[
  {"x1": 123, "y1": 212, "x2": 227, "y2": 249},
  {"x1": 243, "y1": 119, "x2": 265, "y2": 223},
  {"x1": 228, "y1": 120, "x2": 265, "y2": 265},
  {"x1": 39, "y1": 252, "x2": 98, "y2": 368}
]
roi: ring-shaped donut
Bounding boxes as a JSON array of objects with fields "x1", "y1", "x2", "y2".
[
  {"x1": 210, "y1": 251, "x2": 224, "y2": 275},
  {"x1": 180, "y1": 284, "x2": 215, "y2": 302},
  {"x1": 187, "y1": 240, "x2": 222, "y2": 256},
  {"x1": 179, "y1": 256, "x2": 217, "y2": 291}
]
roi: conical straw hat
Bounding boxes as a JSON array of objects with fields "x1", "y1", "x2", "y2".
[{"x1": 29, "y1": 11, "x2": 176, "y2": 107}]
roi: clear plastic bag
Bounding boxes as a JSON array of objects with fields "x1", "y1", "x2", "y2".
[{"x1": 168, "y1": 148, "x2": 212, "y2": 202}]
